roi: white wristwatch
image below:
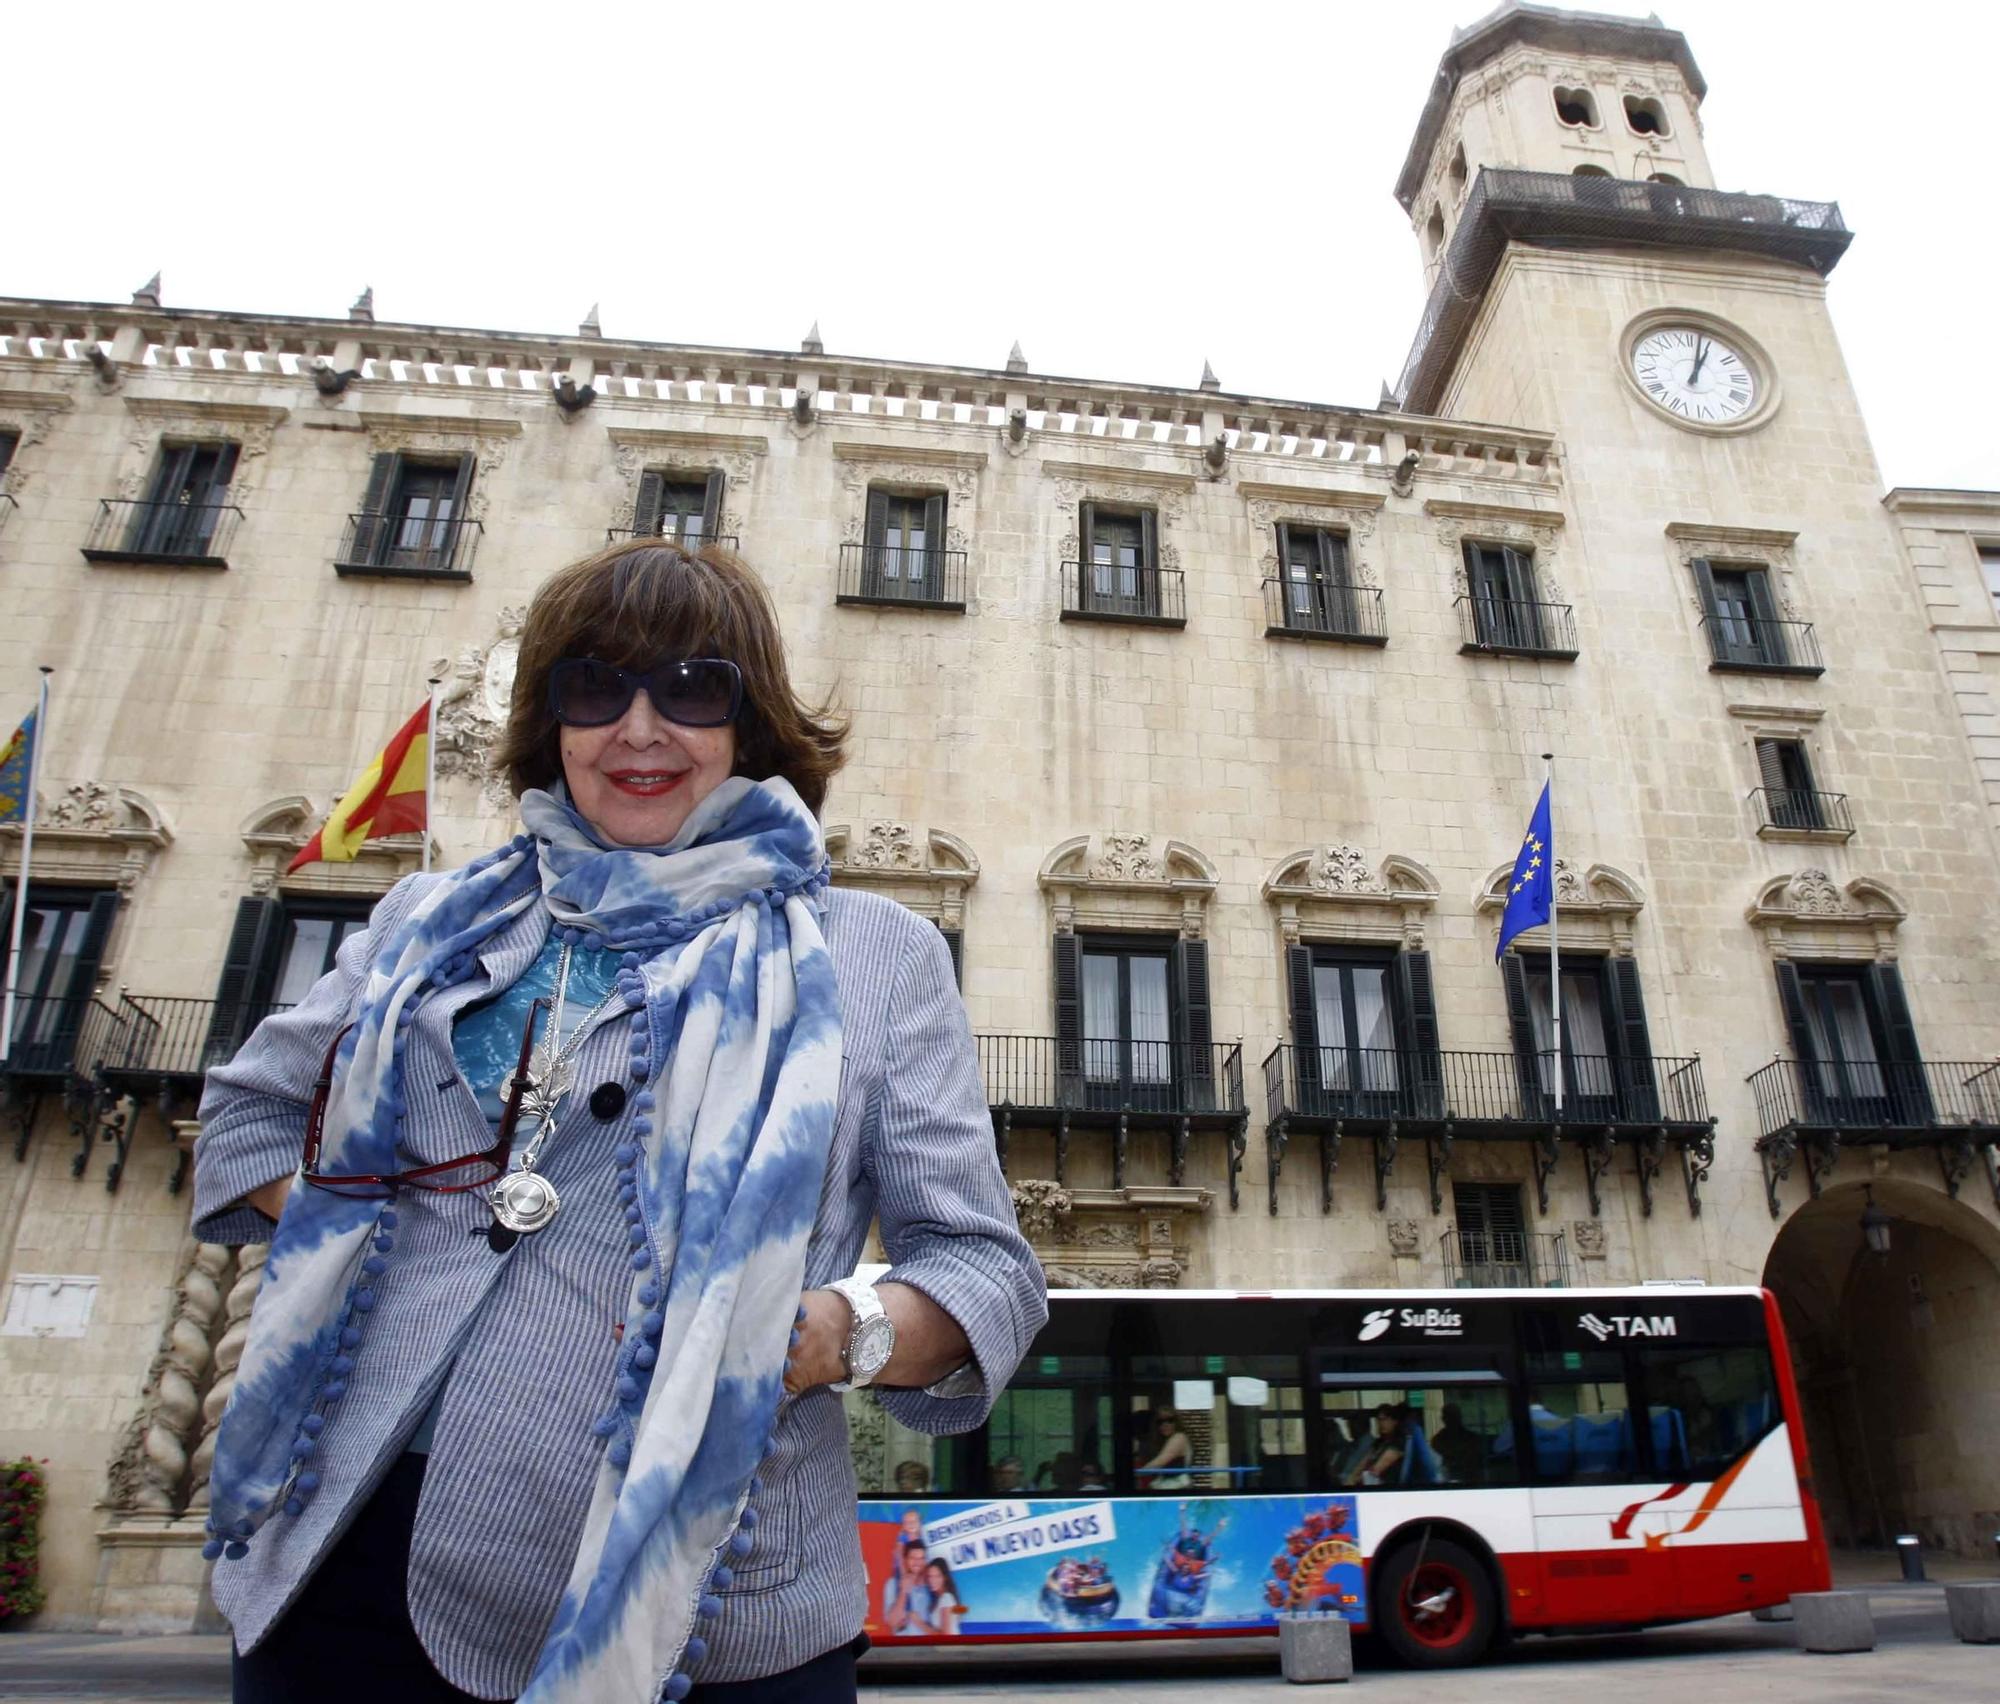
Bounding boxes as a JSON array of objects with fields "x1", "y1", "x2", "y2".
[{"x1": 827, "y1": 1276, "x2": 896, "y2": 1392}]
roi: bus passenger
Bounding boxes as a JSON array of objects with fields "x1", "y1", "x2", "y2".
[
  {"x1": 1344, "y1": 1404, "x2": 1409, "y2": 1486},
  {"x1": 1430, "y1": 1402, "x2": 1484, "y2": 1484},
  {"x1": 1138, "y1": 1409, "x2": 1193, "y2": 1488}
]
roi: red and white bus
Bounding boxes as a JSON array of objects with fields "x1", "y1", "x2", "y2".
[{"x1": 847, "y1": 1286, "x2": 1827, "y2": 1666}]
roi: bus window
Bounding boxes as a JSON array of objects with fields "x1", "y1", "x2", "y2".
[
  {"x1": 1126, "y1": 1354, "x2": 1309, "y2": 1493},
  {"x1": 1525, "y1": 1351, "x2": 1635, "y2": 1483},
  {"x1": 1319, "y1": 1382, "x2": 1517, "y2": 1488},
  {"x1": 843, "y1": 1387, "x2": 978, "y2": 1497},
  {"x1": 1641, "y1": 1346, "x2": 1780, "y2": 1479},
  {"x1": 984, "y1": 1354, "x2": 1114, "y2": 1497}
]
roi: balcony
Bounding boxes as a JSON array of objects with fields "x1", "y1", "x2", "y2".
[
  {"x1": 977, "y1": 1034, "x2": 1250, "y2": 1204},
  {"x1": 1751, "y1": 787, "x2": 1855, "y2": 840},
  {"x1": 1700, "y1": 614, "x2": 1825, "y2": 677},
  {"x1": 1398, "y1": 167, "x2": 1851, "y2": 412},
  {"x1": 1454, "y1": 596, "x2": 1578, "y2": 660},
  {"x1": 1750, "y1": 1057, "x2": 2000, "y2": 1215},
  {"x1": 1261, "y1": 578, "x2": 1387, "y2": 645},
  {"x1": 334, "y1": 512, "x2": 481, "y2": 582},
  {"x1": 81, "y1": 498, "x2": 242, "y2": 569},
  {"x1": 1261, "y1": 1044, "x2": 1715, "y2": 1218},
  {"x1": 836, "y1": 542, "x2": 968, "y2": 612},
  {"x1": 604, "y1": 527, "x2": 740, "y2": 554},
  {"x1": 1438, "y1": 1224, "x2": 1571, "y2": 1289},
  {"x1": 0, "y1": 994, "x2": 120, "y2": 1177},
  {"x1": 1059, "y1": 562, "x2": 1187, "y2": 629}
]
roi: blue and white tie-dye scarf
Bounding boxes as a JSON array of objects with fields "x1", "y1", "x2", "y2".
[{"x1": 203, "y1": 775, "x2": 841, "y2": 1704}]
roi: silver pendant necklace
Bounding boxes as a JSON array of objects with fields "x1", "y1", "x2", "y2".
[{"x1": 489, "y1": 941, "x2": 619, "y2": 1237}]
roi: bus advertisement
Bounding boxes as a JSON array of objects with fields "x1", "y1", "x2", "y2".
[{"x1": 849, "y1": 1287, "x2": 1827, "y2": 1666}]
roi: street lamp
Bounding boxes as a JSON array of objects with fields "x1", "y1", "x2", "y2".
[{"x1": 1860, "y1": 1187, "x2": 1892, "y2": 1257}]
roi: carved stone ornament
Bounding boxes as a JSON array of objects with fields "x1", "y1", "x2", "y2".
[
  {"x1": 1244, "y1": 491, "x2": 1382, "y2": 589},
  {"x1": 1263, "y1": 847, "x2": 1440, "y2": 950},
  {"x1": 1571, "y1": 1218, "x2": 1608, "y2": 1260},
  {"x1": 240, "y1": 794, "x2": 416, "y2": 896},
  {"x1": 1048, "y1": 467, "x2": 1192, "y2": 575},
  {"x1": 117, "y1": 398, "x2": 286, "y2": 505},
  {"x1": 824, "y1": 823, "x2": 979, "y2": 928},
  {"x1": 0, "y1": 782, "x2": 171, "y2": 897},
  {"x1": 1426, "y1": 499, "x2": 1567, "y2": 606},
  {"x1": 429, "y1": 605, "x2": 527, "y2": 811},
  {"x1": 1746, "y1": 870, "x2": 1906, "y2": 963},
  {"x1": 608, "y1": 427, "x2": 765, "y2": 542},
  {"x1": 1010, "y1": 1178, "x2": 1073, "y2": 1242},
  {"x1": 0, "y1": 387, "x2": 74, "y2": 496},
  {"x1": 1665, "y1": 523, "x2": 1803, "y2": 622},
  {"x1": 1477, "y1": 858, "x2": 1642, "y2": 955},
  {"x1": 1387, "y1": 1218, "x2": 1421, "y2": 1258},
  {"x1": 833, "y1": 445, "x2": 981, "y2": 553},
  {"x1": 1024, "y1": 1185, "x2": 1210, "y2": 1289},
  {"x1": 1040, "y1": 833, "x2": 1218, "y2": 938},
  {"x1": 359, "y1": 412, "x2": 521, "y2": 525}
]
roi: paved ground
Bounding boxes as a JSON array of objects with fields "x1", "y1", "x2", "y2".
[{"x1": 1, "y1": 1566, "x2": 1992, "y2": 1701}]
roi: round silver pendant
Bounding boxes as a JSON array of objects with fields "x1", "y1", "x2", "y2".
[{"x1": 491, "y1": 1169, "x2": 561, "y2": 1234}]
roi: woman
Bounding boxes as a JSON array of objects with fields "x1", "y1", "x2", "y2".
[
  {"x1": 922, "y1": 1560, "x2": 965, "y2": 1635},
  {"x1": 193, "y1": 540, "x2": 1047, "y2": 1704},
  {"x1": 1136, "y1": 1409, "x2": 1192, "y2": 1488},
  {"x1": 1343, "y1": 1404, "x2": 1409, "y2": 1487}
]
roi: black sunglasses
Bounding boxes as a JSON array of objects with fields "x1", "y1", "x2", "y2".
[{"x1": 547, "y1": 656, "x2": 744, "y2": 729}]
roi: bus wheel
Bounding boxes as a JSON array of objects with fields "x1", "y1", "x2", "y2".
[{"x1": 1373, "y1": 1536, "x2": 1497, "y2": 1668}]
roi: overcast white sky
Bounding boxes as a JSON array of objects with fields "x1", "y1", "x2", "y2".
[{"x1": 12, "y1": 1, "x2": 1995, "y2": 488}]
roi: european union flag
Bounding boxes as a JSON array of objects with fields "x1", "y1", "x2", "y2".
[
  {"x1": 0, "y1": 708, "x2": 34, "y2": 825},
  {"x1": 1495, "y1": 782, "x2": 1553, "y2": 960}
]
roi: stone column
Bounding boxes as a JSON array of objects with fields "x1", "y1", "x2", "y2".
[
  {"x1": 103, "y1": 1243, "x2": 230, "y2": 1516},
  {"x1": 186, "y1": 1243, "x2": 268, "y2": 1514}
]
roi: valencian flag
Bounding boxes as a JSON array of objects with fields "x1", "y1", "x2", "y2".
[
  {"x1": 1495, "y1": 782, "x2": 1554, "y2": 960},
  {"x1": 0, "y1": 707, "x2": 36, "y2": 824},
  {"x1": 288, "y1": 699, "x2": 431, "y2": 872}
]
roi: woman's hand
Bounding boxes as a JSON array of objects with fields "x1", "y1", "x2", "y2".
[
  {"x1": 783, "y1": 1289, "x2": 851, "y2": 1394},
  {"x1": 782, "y1": 1281, "x2": 976, "y2": 1396}
]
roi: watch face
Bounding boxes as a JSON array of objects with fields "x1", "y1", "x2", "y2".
[
  {"x1": 1631, "y1": 326, "x2": 1757, "y2": 423},
  {"x1": 852, "y1": 1315, "x2": 895, "y2": 1377}
]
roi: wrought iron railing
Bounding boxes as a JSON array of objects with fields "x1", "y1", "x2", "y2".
[
  {"x1": 604, "y1": 527, "x2": 740, "y2": 553},
  {"x1": 837, "y1": 542, "x2": 969, "y2": 609},
  {"x1": 1262, "y1": 1044, "x2": 1711, "y2": 1127},
  {"x1": 82, "y1": 497, "x2": 243, "y2": 566},
  {"x1": 1699, "y1": 614, "x2": 1824, "y2": 675},
  {"x1": 1454, "y1": 596, "x2": 1578, "y2": 658},
  {"x1": 1059, "y1": 562, "x2": 1186, "y2": 626},
  {"x1": 94, "y1": 994, "x2": 296, "y2": 1084},
  {"x1": 0, "y1": 493, "x2": 16, "y2": 532},
  {"x1": 978, "y1": 1034, "x2": 1244, "y2": 1117},
  {"x1": 1398, "y1": 167, "x2": 1850, "y2": 411},
  {"x1": 1261, "y1": 577, "x2": 1387, "y2": 643},
  {"x1": 0, "y1": 993, "x2": 115, "y2": 1080},
  {"x1": 1749, "y1": 1057, "x2": 2000, "y2": 1139},
  {"x1": 1750, "y1": 787, "x2": 1854, "y2": 837},
  {"x1": 334, "y1": 512, "x2": 482, "y2": 578},
  {"x1": 1439, "y1": 1224, "x2": 1570, "y2": 1289}
]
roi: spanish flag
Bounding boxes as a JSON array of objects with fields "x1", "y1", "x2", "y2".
[{"x1": 288, "y1": 700, "x2": 431, "y2": 872}]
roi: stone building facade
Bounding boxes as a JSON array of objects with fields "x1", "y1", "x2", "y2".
[{"x1": 1, "y1": 0, "x2": 1996, "y2": 1630}]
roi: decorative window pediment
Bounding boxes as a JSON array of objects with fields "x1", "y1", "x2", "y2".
[
  {"x1": 1667, "y1": 522, "x2": 1803, "y2": 620},
  {"x1": 115, "y1": 397, "x2": 286, "y2": 504},
  {"x1": 824, "y1": 821, "x2": 979, "y2": 928},
  {"x1": 609, "y1": 425, "x2": 766, "y2": 543},
  {"x1": 1045, "y1": 460, "x2": 1194, "y2": 575},
  {"x1": 241, "y1": 795, "x2": 418, "y2": 897},
  {"x1": 1477, "y1": 858, "x2": 1642, "y2": 954},
  {"x1": 1242, "y1": 484, "x2": 1386, "y2": 588},
  {"x1": 832, "y1": 440, "x2": 985, "y2": 557},
  {"x1": 1039, "y1": 833, "x2": 1216, "y2": 937},
  {"x1": 358, "y1": 411, "x2": 521, "y2": 524},
  {"x1": 1426, "y1": 498, "x2": 1568, "y2": 604},
  {"x1": 1010, "y1": 1180, "x2": 1213, "y2": 1290},
  {"x1": 1262, "y1": 845, "x2": 1439, "y2": 949},
  {"x1": 0, "y1": 783, "x2": 172, "y2": 892},
  {"x1": 0, "y1": 387, "x2": 72, "y2": 496},
  {"x1": 1746, "y1": 868, "x2": 1905, "y2": 962}
]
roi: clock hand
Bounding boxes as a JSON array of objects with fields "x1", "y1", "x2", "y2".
[{"x1": 1688, "y1": 339, "x2": 1709, "y2": 385}]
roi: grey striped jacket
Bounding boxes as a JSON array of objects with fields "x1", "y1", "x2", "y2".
[{"x1": 194, "y1": 879, "x2": 1046, "y2": 1696}]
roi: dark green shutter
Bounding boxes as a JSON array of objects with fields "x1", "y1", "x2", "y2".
[
  {"x1": 631, "y1": 470, "x2": 665, "y2": 538},
  {"x1": 1746, "y1": 569, "x2": 1787, "y2": 666},
  {"x1": 0, "y1": 431, "x2": 16, "y2": 477},
  {"x1": 922, "y1": 492, "x2": 946, "y2": 596},
  {"x1": 1607, "y1": 957, "x2": 1659, "y2": 1120},
  {"x1": 1394, "y1": 950, "x2": 1444, "y2": 1116},
  {"x1": 1175, "y1": 938, "x2": 1214, "y2": 1111},
  {"x1": 1139, "y1": 507, "x2": 1158, "y2": 570},
  {"x1": 936, "y1": 922, "x2": 963, "y2": 989},
  {"x1": 55, "y1": 892, "x2": 119, "y2": 1075},
  {"x1": 1287, "y1": 944, "x2": 1321, "y2": 1100},
  {"x1": 1503, "y1": 545, "x2": 1542, "y2": 647},
  {"x1": 1274, "y1": 521, "x2": 1292, "y2": 588},
  {"x1": 1501, "y1": 954, "x2": 1549, "y2": 1117},
  {"x1": 202, "y1": 896, "x2": 283, "y2": 1069},
  {"x1": 1053, "y1": 932, "x2": 1082, "y2": 1106},
  {"x1": 445, "y1": 452, "x2": 476, "y2": 568},
  {"x1": 1077, "y1": 501, "x2": 1096, "y2": 609},
  {"x1": 701, "y1": 469, "x2": 726, "y2": 539},
  {"x1": 1322, "y1": 528, "x2": 1356, "y2": 632},
  {"x1": 359, "y1": 451, "x2": 400, "y2": 564},
  {"x1": 1867, "y1": 962, "x2": 1931, "y2": 1122},
  {"x1": 1773, "y1": 962, "x2": 1815, "y2": 1058},
  {"x1": 1691, "y1": 558, "x2": 1723, "y2": 661},
  {"x1": 133, "y1": 444, "x2": 188, "y2": 551}
]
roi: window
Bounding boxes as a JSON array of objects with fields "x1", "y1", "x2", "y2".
[
  {"x1": 1754, "y1": 737, "x2": 1825, "y2": 830},
  {"x1": 127, "y1": 441, "x2": 239, "y2": 559},
  {"x1": 1452, "y1": 1182, "x2": 1536, "y2": 1287},
  {"x1": 1320, "y1": 1374, "x2": 1517, "y2": 1489},
  {"x1": 1285, "y1": 944, "x2": 1441, "y2": 1117},
  {"x1": 1642, "y1": 1345, "x2": 1779, "y2": 1480},
  {"x1": 1077, "y1": 502, "x2": 1161, "y2": 618},
  {"x1": 1553, "y1": 86, "x2": 1600, "y2": 128},
  {"x1": 1647, "y1": 172, "x2": 1684, "y2": 187},
  {"x1": 1448, "y1": 143, "x2": 1469, "y2": 200},
  {"x1": 1775, "y1": 962, "x2": 1928, "y2": 1124},
  {"x1": 0, "y1": 430, "x2": 16, "y2": 476},
  {"x1": 1571, "y1": 164, "x2": 1612, "y2": 178},
  {"x1": 351, "y1": 451, "x2": 475, "y2": 572},
  {"x1": 1424, "y1": 204, "x2": 1445, "y2": 258},
  {"x1": 0, "y1": 887, "x2": 119, "y2": 1075},
  {"x1": 1130, "y1": 1353, "x2": 1311, "y2": 1494},
  {"x1": 1695, "y1": 559, "x2": 1790, "y2": 668},
  {"x1": 1462, "y1": 540, "x2": 1546, "y2": 650},
  {"x1": 202, "y1": 894, "x2": 372, "y2": 1068},
  {"x1": 1524, "y1": 1346, "x2": 1636, "y2": 1483},
  {"x1": 845, "y1": 1385, "x2": 982, "y2": 1498},
  {"x1": 1503, "y1": 953, "x2": 1658, "y2": 1121},
  {"x1": 1981, "y1": 544, "x2": 2000, "y2": 617},
  {"x1": 1054, "y1": 932, "x2": 1214, "y2": 1112},
  {"x1": 1623, "y1": 95, "x2": 1671, "y2": 137},
  {"x1": 1274, "y1": 524, "x2": 1359, "y2": 636},
  {"x1": 862, "y1": 488, "x2": 947, "y2": 600},
  {"x1": 631, "y1": 469, "x2": 723, "y2": 545}
]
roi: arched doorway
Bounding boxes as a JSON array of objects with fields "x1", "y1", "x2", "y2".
[{"x1": 1763, "y1": 1177, "x2": 2000, "y2": 1557}]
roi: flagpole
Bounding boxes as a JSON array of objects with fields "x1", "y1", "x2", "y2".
[
  {"x1": 1543, "y1": 751, "x2": 1562, "y2": 1118},
  {"x1": 422, "y1": 675, "x2": 442, "y2": 875},
  {"x1": 2, "y1": 668, "x2": 53, "y2": 1064}
]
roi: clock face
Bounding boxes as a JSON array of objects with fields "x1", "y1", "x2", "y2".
[{"x1": 1631, "y1": 326, "x2": 1758, "y2": 423}]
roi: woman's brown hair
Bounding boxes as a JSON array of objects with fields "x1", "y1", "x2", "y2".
[{"x1": 494, "y1": 539, "x2": 846, "y2": 812}]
